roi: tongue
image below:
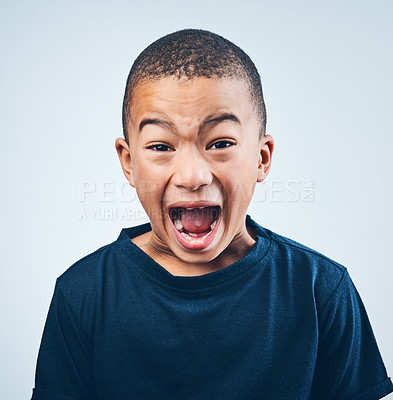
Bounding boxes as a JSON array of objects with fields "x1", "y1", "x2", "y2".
[{"x1": 181, "y1": 207, "x2": 216, "y2": 233}]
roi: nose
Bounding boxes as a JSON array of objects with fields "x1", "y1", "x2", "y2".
[{"x1": 171, "y1": 150, "x2": 213, "y2": 191}]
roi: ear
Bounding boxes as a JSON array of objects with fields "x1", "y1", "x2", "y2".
[
  {"x1": 257, "y1": 134, "x2": 274, "y2": 182},
  {"x1": 115, "y1": 137, "x2": 135, "y2": 187}
]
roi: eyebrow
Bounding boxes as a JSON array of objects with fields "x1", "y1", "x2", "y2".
[
  {"x1": 201, "y1": 113, "x2": 241, "y2": 130},
  {"x1": 139, "y1": 118, "x2": 175, "y2": 133},
  {"x1": 138, "y1": 112, "x2": 240, "y2": 134}
]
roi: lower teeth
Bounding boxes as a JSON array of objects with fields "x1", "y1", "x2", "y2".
[
  {"x1": 173, "y1": 218, "x2": 218, "y2": 232},
  {"x1": 180, "y1": 230, "x2": 212, "y2": 242},
  {"x1": 174, "y1": 219, "x2": 182, "y2": 230}
]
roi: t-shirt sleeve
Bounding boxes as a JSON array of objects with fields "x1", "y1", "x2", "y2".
[
  {"x1": 310, "y1": 270, "x2": 393, "y2": 400},
  {"x1": 31, "y1": 281, "x2": 96, "y2": 400}
]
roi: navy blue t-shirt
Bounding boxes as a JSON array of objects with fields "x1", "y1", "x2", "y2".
[{"x1": 32, "y1": 217, "x2": 393, "y2": 399}]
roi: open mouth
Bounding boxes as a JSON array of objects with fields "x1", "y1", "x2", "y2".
[{"x1": 169, "y1": 206, "x2": 221, "y2": 250}]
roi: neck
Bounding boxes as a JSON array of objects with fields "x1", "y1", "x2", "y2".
[{"x1": 132, "y1": 228, "x2": 256, "y2": 277}]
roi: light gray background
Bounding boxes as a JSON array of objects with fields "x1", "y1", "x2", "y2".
[{"x1": 1, "y1": 0, "x2": 392, "y2": 398}]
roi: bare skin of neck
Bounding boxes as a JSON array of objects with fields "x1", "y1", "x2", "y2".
[{"x1": 131, "y1": 228, "x2": 256, "y2": 277}]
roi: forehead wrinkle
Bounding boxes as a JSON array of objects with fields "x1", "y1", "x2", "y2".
[
  {"x1": 130, "y1": 77, "x2": 255, "y2": 140},
  {"x1": 137, "y1": 110, "x2": 245, "y2": 141}
]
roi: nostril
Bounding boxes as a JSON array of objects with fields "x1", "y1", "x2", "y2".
[
  {"x1": 173, "y1": 173, "x2": 213, "y2": 191},
  {"x1": 172, "y1": 155, "x2": 213, "y2": 190},
  {"x1": 190, "y1": 182, "x2": 207, "y2": 191},
  {"x1": 175, "y1": 177, "x2": 212, "y2": 191}
]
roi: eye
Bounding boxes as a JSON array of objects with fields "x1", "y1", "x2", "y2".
[
  {"x1": 208, "y1": 140, "x2": 235, "y2": 150},
  {"x1": 147, "y1": 144, "x2": 174, "y2": 152}
]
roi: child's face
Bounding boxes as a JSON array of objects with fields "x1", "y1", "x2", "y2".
[{"x1": 117, "y1": 77, "x2": 273, "y2": 265}]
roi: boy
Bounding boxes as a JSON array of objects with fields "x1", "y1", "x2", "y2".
[{"x1": 31, "y1": 29, "x2": 393, "y2": 399}]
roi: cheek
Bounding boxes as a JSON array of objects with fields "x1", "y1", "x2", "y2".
[
  {"x1": 135, "y1": 184, "x2": 157, "y2": 211},
  {"x1": 137, "y1": 188, "x2": 166, "y2": 228},
  {"x1": 134, "y1": 172, "x2": 165, "y2": 215},
  {"x1": 220, "y1": 164, "x2": 257, "y2": 207},
  {"x1": 132, "y1": 154, "x2": 164, "y2": 197}
]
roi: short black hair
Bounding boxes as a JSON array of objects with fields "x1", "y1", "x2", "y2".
[{"x1": 122, "y1": 29, "x2": 266, "y2": 142}]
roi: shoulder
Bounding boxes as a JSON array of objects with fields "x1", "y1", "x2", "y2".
[
  {"x1": 248, "y1": 216, "x2": 348, "y2": 312},
  {"x1": 54, "y1": 241, "x2": 117, "y2": 310},
  {"x1": 55, "y1": 223, "x2": 150, "y2": 304},
  {"x1": 250, "y1": 216, "x2": 345, "y2": 273}
]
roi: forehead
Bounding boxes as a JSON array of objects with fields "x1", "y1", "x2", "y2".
[{"x1": 129, "y1": 77, "x2": 255, "y2": 124}]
